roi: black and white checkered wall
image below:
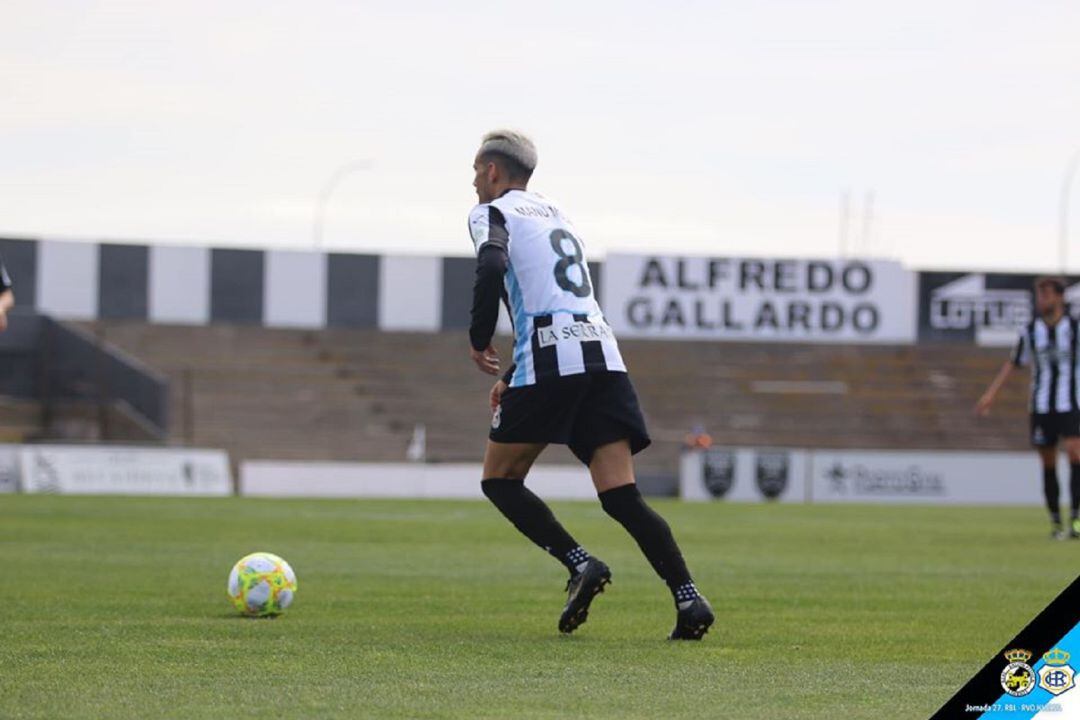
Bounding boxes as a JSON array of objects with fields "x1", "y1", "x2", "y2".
[{"x1": 0, "y1": 237, "x2": 602, "y2": 332}]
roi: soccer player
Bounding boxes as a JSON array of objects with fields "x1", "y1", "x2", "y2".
[
  {"x1": 976, "y1": 276, "x2": 1080, "y2": 539},
  {"x1": 0, "y1": 254, "x2": 13, "y2": 333},
  {"x1": 466, "y1": 130, "x2": 714, "y2": 639}
]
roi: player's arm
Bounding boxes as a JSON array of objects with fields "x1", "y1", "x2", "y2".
[
  {"x1": 467, "y1": 206, "x2": 509, "y2": 376},
  {"x1": 975, "y1": 333, "x2": 1025, "y2": 416},
  {"x1": 0, "y1": 259, "x2": 13, "y2": 333},
  {"x1": 469, "y1": 244, "x2": 506, "y2": 376},
  {"x1": 974, "y1": 362, "x2": 1015, "y2": 416}
]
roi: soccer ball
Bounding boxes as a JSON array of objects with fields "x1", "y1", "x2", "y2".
[{"x1": 227, "y1": 552, "x2": 297, "y2": 617}]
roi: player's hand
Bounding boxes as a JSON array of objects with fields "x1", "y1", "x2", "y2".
[
  {"x1": 470, "y1": 344, "x2": 500, "y2": 375},
  {"x1": 489, "y1": 379, "x2": 507, "y2": 411},
  {"x1": 0, "y1": 309, "x2": 8, "y2": 333},
  {"x1": 974, "y1": 394, "x2": 993, "y2": 417}
]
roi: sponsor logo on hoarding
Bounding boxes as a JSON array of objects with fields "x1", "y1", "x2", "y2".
[
  {"x1": 824, "y1": 462, "x2": 945, "y2": 496},
  {"x1": 918, "y1": 272, "x2": 1080, "y2": 345},
  {"x1": 27, "y1": 452, "x2": 62, "y2": 493},
  {"x1": 928, "y1": 274, "x2": 1031, "y2": 332},
  {"x1": 18, "y1": 445, "x2": 232, "y2": 496},
  {"x1": 755, "y1": 452, "x2": 790, "y2": 499},
  {"x1": 703, "y1": 450, "x2": 736, "y2": 498}
]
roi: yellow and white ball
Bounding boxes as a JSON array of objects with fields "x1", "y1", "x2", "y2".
[{"x1": 227, "y1": 552, "x2": 297, "y2": 617}]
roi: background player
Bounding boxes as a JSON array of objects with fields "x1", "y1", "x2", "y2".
[
  {"x1": 976, "y1": 276, "x2": 1080, "y2": 539},
  {"x1": 0, "y1": 254, "x2": 13, "y2": 333},
  {"x1": 466, "y1": 129, "x2": 714, "y2": 639}
]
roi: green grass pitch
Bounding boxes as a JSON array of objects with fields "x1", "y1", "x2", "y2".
[{"x1": 1, "y1": 495, "x2": 1073, "y2": 719}]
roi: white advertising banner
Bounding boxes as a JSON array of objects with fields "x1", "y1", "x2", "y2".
[
  {"x1": 18, "y1": 445, "x2": 232, "y2": 496},
  {"x1": 0, "y1": 444, "x2": 19, "y2": 493},
  {"x1": 680, "y1": 448, "x2": 809, "y2": 503},
  {"x1": 808, "y1": 450, "x2": 1046, "y2": 505},
  {"x1": 241, "y1": 461, "x2": 597, "y2": 500},
  {"x1": 681, "y1": 447, "x2": 1056, "y2": 505},
  {"x1": 602, "y1": 254, "x2": 917, "y2": 344}
]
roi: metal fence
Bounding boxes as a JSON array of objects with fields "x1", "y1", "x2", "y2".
[{"x1": 0, "y1": 311, "x2": 169, "y2": 441}]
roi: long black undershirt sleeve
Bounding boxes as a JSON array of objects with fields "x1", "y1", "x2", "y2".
[
  {"x1": 500, "y1": 363, "x2": 516, "y2": 385},
  {"x1": 469, "y1": 243, "x2": 508, "y2": 352}
]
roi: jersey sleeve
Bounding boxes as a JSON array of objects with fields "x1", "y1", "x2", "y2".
[
  {"x1": 1012, "y1": 328, "x2": 1030, "y2": 367},
  {"x1": 469, "y1": 243, "x2": 508, "y2": 352},
  {"x1": 467, "y1": 204, "x2": 509, "y2": 255},
  {"x1": 0, "y1": 255, "x2": 11, "y2": 292}
]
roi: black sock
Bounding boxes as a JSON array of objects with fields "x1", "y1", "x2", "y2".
[
  {"x1": 481, "y1": 478, "x2": 588, "y2": 573},
  {"x1": 1071, "y1": 464, "x2": 1080, "y2": 521},
  {"x1": 598, "y1": 484, "x2": 698, "y2": 602},
  {"x1": 1044, "y1": 467, "x2": 1061, "y2": 525}
]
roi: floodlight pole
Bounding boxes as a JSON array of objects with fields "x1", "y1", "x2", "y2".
[
  {"x1": 1060, "y1": 148, "x2": 1080, "y2": 274},
  {"x1": 860, "y1": 189, "x2": 875, "y2": 257},
  {"x1": 838, "y1": 190, "x2": 851, "y2": 258},
  {"x1": 312, "y1": 160, "x2": 372, "y2": 250}
]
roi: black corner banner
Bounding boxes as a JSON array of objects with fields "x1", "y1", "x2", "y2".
[
  {"x1": 932, "y1": 574, "x2": 1080, "y2": 718},
  {"x1": 917, "y1": 272, "x2": 1080, "y2": 346}
]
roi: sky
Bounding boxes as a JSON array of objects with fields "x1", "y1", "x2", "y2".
[{"x1": 1, "y1": 0, "x2": 1079, "y2": 271}]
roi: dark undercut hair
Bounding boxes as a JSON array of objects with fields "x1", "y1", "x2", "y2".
[
  {"x1": 1035, "y1": 276, "x2": 1067, "y2": 296},
  {"x1": 478, "y1": 150, "x2": 534, "y2": 183}
]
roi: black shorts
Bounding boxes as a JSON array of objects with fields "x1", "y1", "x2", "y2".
[
  {"x1": 490, "y1": 371, "x2": 651, "y2": 466},
  {"x1": 1030, "y1": 412, "x2": 1080, "y2": 447}
]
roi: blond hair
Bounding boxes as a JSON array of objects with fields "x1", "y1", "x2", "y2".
[{"x1": 478, "y1": 129, "x2": 537, "y2": 175}]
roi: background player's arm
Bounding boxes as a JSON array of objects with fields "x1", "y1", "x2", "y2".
[
  {"x1": 975, "y1": 333, "x2": 1026, "y2": 416},
  {"x1": 0, "y1": 261, "x2": 14, "y2": 333},
  {"x1": 975, "y1": 361, "x2": 1016, "y2": 416}
]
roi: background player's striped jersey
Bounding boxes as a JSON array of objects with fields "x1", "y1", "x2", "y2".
[
  {"x1": 468, "y1": 189, "x2": 626, "y2": 387},
  {"x1": 1012, "y1": 315, "x2": 1080, "y2": 413}
]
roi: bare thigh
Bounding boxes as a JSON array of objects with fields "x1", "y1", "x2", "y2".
[
  {"x1": 483, "y1": 440, "x2": 546, "y2": 480},
  {"x1": 1064, "y1": 437, "x2": 1080, "y2": 464},
  {"x1": 1038, "y1": 446, "x2": 1058, "y2": 469},
  {"x1": 588, "y1": 439, "x2": 636, "y2": 493}
]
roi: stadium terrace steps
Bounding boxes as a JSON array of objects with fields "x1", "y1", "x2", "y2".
[
  {"x1": 0, "y1": 398, "x2": 41, "y2": 442},
  {"x1": 72, "y1": 321, "x2": 1031, "y2": 476}
]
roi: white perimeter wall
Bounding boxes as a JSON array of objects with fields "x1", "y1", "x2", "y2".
[{"x1": 241, "y1": 461, "x2": 595, "y2": 500}]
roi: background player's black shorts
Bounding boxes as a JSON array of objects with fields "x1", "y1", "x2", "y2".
[
  {"x1": 490, "y1": 371, "x2": 651, "y2": 466},
  {"x1": 1030, "y1": 412, "x2": 1080, "y2": 447}
]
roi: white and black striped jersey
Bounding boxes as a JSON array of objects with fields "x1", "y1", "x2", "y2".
[
  {"x1": 468, "y1": 189, "x2": 626, "y2": 387},
  {"x1": 1012, "y1": 315, "x2": 1080, "y2": 414}
]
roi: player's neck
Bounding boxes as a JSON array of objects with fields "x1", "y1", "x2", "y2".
[
  {"x1": 495, "y1": 185, "x2": 528, "y2": 199},
  {"x1": 1042, "y1": 307, "x2": 1065, "y2": 325}
]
